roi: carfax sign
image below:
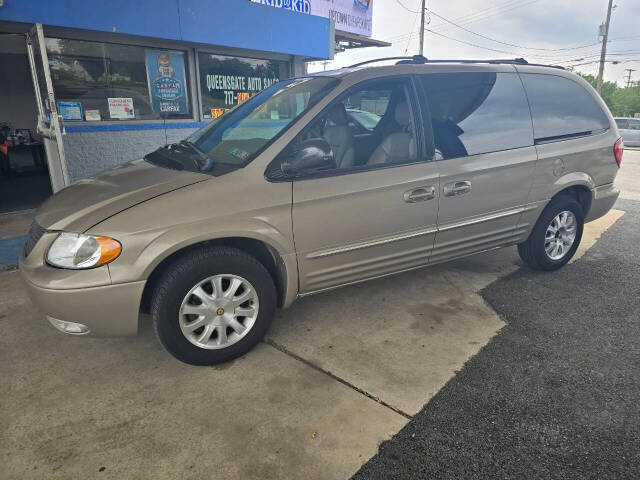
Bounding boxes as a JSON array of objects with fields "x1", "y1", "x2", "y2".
[
  {"x1": 250, "y1": 0, "x2": 373, "y2": 37},
  {"x1": 145, "y1": 50, "x2": 189, "y2": 116}
]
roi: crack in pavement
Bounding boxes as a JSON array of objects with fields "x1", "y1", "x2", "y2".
[{"x1": 263, "y1": 338, "x2": 414, "y2": 420}]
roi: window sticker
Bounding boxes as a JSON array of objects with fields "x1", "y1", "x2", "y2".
[
  {"x1": 85, "y1": 109, "x2": 101, "y2": 121},
  {"x1": 108, "y1": 98, "x2": 135, "y2": 119},
  {"x1": 228, "y1": 147, "x2": 250, "y2": 160},
  {"x1": 57, "y1": 101, "x2": 83, "y2": 121}
]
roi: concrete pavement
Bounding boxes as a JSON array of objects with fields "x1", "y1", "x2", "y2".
[{"x1": 617, "y1": 147, "x2": 640, "y2": 201}]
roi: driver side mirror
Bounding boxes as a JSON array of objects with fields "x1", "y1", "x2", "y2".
[{"x1": 281, "y1": 138, "x2": 336, "y2": 177}]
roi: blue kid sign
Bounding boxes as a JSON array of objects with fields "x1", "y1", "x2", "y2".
[{"x1": 145, "y1": 50, "x2": 189, "y2": 116}]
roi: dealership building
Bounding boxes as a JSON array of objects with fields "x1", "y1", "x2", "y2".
[{"x1": 0, "y1": 0, "x2": 386, "y2": 212}]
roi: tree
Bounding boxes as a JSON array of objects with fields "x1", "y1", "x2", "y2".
[
  {"x1": 577, "y1": 72, "x2": 640, "y2": 117},
  {"x1": 611, "y1": 85, "x2": 640, "y2": 117},
  {"x1": 577, "y1": 73, "x2": 618, "y2": 110}
]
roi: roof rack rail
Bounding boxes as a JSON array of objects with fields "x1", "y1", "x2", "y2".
[
  {"x1": 424, "y1": 58, "x2": 529, "y2": 65},
  {"x1": 348, "y1": 56, "x2": 565, "y2": 70}
]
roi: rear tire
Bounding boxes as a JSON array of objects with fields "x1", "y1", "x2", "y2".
[
  {"x1": 151, "y1": 246, "x2": 276, "y2": 365},
  {"x1": 518, "y1": 195, "x2": 584, "y2": 271}
]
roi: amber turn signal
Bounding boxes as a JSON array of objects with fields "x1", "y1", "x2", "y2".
[{"x1": 96, "y1": 236, "x2": 122, "y2": 265}]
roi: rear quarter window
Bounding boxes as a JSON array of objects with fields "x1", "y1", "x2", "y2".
[
  {"x1": 419, "y1": 72, "x2": 533, "y2": 159},
  {"x1": 520, "y1": 73, "x2": 610, "y2": 142}
]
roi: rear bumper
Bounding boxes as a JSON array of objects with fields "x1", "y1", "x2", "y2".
[
  {"x1": 20, "y1": 272, "x2": 145, "y2": 337},
  {"x1": 586, "y1": 183, "x2": 620, "y2": 223}
]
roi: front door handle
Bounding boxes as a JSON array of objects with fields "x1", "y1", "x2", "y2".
[
  {"x1": 443, "y1": 180, "x2": 472, "y2": 197},
  {"x1": 404, "y1": 186, "x2": 436, "y2": 203}
]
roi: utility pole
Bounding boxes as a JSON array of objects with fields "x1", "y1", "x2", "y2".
[
  {"x1": 419, "y1": 0, "x2": 426, "y2": 56},
  {"x1": 624, "y1": 69, "x2": 635, "y2": 88},
  {"x1": 596, "y1": 0, "x2": 614, "y2": 94}
]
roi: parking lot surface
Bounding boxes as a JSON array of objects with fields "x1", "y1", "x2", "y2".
[
  {"x1": 1, "y1": 150, "x2": 637, "y2": 479},
  {"x1": 353, "y1": 197, "x2": 639, "y2": 480}
]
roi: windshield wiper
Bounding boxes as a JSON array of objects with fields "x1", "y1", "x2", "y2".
[
  {"x1": 175, "y1": 140, "x2": 209, "y2": 160},
  {"x1": 171, "y1": 140, "x2": 214, "y2": 171}
]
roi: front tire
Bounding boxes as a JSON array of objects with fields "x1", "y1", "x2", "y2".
[
  {"x1": 151, "y1": 246, "x2": 276, "y2": 365},
  {"x1": 518, "y1": 195, "x2": 584, "y2": 271}
]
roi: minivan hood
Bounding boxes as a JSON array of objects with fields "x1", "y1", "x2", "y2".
[{"x1": 36, "y1": 159, "x2": 209, "y2": 232}]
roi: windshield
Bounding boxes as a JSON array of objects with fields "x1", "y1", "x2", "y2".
[{"x1": 145, "y1": 77, "x2": 339, "y2": 175}]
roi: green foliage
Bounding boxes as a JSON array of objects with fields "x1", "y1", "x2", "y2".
[
  {"x1": 577, "y1": 72, "x2": 640, "y2": 117},
  {"x1": 611, "y1": 86, "x2": 640, "y2": 117}
]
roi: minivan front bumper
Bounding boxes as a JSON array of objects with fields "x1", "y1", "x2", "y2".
[
  {"x1": 586, "y1": 183, "x2": 620, "y2": 222},
  {"x1": 20, "y1": 273, "x2": 145, "y2": 337},
  {"x1": 19, "y1": 230, "x2": 146, "y2": 337}
]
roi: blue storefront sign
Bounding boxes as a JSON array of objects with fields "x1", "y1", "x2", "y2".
[
  {"x1": 145, "y1": 50, "x2": 189, "y2": 116},
  {"x1": 57, "y1": 101, "x2": 83, "y2": 121}
]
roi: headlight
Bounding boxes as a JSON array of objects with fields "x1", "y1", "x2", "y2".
[{"x1": 46, "y1": 232, "x2": 121, "y2": 269}]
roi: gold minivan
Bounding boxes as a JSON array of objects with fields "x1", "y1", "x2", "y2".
[{"x1": 19, "y1": 58, "x2": 623, "y2": 365}]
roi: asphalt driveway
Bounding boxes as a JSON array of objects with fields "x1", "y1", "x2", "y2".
[{"x1": 352, "y1": 193, "x2": 639, "y2": 479}]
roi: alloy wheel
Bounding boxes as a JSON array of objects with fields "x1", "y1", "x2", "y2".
[
  {"x1": 178, "y1": 274, "x2": 259, "y2": 350},
  {"x1": 544, "y1": 210, "x2": 577, "y2": 261}
]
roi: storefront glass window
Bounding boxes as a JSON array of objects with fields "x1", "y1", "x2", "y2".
[
  {"x1": 45, "y1": 38, "x2": 191, "y2": 121},
  {"x1": 198, "y1": 53, "x2": 289, "y2": 120}
]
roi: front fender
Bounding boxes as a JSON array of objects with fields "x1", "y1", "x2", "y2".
[
  {"x1": 103, "y1": 216, "x2": 295, "y2": 284},
  {"x1": 100, "y1": 216, "x2": 299, "y2": 309}
]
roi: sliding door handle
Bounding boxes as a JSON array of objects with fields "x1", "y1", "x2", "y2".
[{"x1": 443, "y1": 180, "x2": 471, "y2": 197}]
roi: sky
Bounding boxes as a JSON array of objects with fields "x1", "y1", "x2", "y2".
[{"x1": 308, "y1": 0, "x2": 640, "y2": 86}]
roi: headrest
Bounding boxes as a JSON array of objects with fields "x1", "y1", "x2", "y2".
[
  {"x1": 327, "y1": 103, "x2": 349, "y2": 126},
  {"x1": 394, "y1": 102, "x2": 410, "y2": 126}
]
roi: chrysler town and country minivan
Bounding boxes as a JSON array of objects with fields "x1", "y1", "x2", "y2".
[{"x1": 20, "y1": 57, "x2": 623, "y2": 365}]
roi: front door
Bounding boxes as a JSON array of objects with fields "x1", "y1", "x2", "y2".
[
  {"x1": 26, "y1": 23, "x2": 69, "y2": 192},
  {"x1": 417, "y1": 70, "x2": 538, "y2": 263},
  {"x1": 288, "y1": 76, "x2": 439, "y2": 293}
]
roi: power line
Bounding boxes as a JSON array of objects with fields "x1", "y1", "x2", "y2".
[
  {"x1": 424, "y1": 27, "x2": 523, "y2": 55},
  {"x1": 569, "y1": 59, "x2": 640, "y2": 68},
  {"x1": 426, "y1": 8, "x2": 599, "y2": 52},
  {"x1": 421, "y1": 28, "x2": 593, "y2": 61},
  {"x1": 421, "y1": 26, "x2": 637, "y2": 64},
  {"x1": 391, "y1": 0, "x2": 640, "y2": 68},
  {"x1": 428, "y1": 0, "x2": 542, "y2": 34},
  {"x1": 395, "y1": 0, "x2": 420, "y2": 13},
  {"x1": 405, "y1": 1, "x2": 422, "y2": 54},
  {"x1": 425, "y1": 0, "x2": 527, "y2": 31}
]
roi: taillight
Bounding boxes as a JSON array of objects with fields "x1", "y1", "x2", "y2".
[{"x1": 614, "y1": 137, "x2": 624, "y2": 168}]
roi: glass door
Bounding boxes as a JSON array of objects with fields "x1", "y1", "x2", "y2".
[{"x1": 26, "y1": 23, "x2": 69, "y2": 192}]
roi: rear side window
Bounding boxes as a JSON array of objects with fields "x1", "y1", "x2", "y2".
[
  {"x1": 520, "y1": 73, "x2": 610, "y2": 142},
  {"x1": 615, "y1": 118, "x2": 630, "y2": 129},
  {"x1": 629, "y1": 119, "x2": 640, "y2": 130},
  {"x1": 419, "y1": 72, "x2": 533, "y2": 160}
]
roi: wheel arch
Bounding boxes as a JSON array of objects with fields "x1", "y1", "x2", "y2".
[
  {"x1": 140, "y1": 236, "x2": 293, "y2": 314},
  {"x1": 550, "y1": 172, "x2": 594, "y2": 217}
]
